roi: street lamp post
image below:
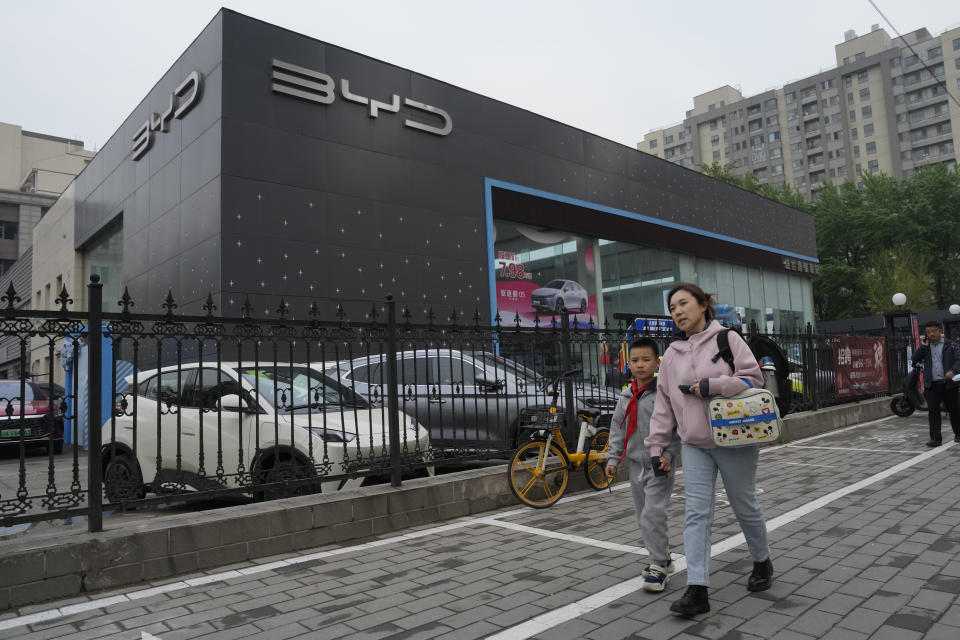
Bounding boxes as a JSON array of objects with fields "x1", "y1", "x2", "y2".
[
  {"x1": 884, "y1": 293, "x2": 914, "y2": 395},
  {"x1": 945, "y1": 304, "x2": 960, "y2": 340}
]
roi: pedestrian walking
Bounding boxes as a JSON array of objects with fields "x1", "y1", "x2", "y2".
[
  {"x1": 645, "y1": 283, "x2": 772, "y2": 616},
  {"x1": 605, "y1": 338, "x2": 681, "y2": 592},
  {"x1": 912, "y1": 320, "x2": 960, "y2": 446}
]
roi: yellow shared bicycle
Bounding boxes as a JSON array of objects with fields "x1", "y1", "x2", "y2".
[{"x1": 507, "y1": 369, "x2": 613, "y2": 508}]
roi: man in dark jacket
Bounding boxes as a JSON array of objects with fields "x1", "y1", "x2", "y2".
[{"x1": 911, "y1": 320, "x2": 960, "y2": 446}]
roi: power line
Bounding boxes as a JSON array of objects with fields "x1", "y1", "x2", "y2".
[{"x1": 867, "y1": 0, "x2": 960, "y2": 111}]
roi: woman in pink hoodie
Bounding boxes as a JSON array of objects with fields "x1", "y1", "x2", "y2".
[{"x1": 645, "y1": 283, "x2": 772, "y2": 617}]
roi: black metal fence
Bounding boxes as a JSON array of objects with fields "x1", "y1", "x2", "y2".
[{"x1": 0, "y1": 277, "x2": 915, "y2": 532}]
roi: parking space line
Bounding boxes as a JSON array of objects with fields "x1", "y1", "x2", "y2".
[
  {"x1": 0, "y1": 519, "x2": 481, "y2": 633},
  {"x1": 477, "y1": 517, "x2": 649, "y2": 555},
  {"x1": 485, "y1": 441, "x2": 955, "y2": 640}
]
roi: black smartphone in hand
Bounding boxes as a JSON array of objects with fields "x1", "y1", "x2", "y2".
[
  {"x1": 678, "y1": 384, "x2": 694, "y2": 394},
  {"x1": 650, "y1": 456, "x2": 669, "y2": 477}
]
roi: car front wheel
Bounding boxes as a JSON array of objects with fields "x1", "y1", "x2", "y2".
[{"x1": 104, "y1": 453, "x2": 146, "y2": 503}]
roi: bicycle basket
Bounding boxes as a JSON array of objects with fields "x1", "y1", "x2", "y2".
[{"x1": 519, "y1": 407, "x2": 565, "y2": 430}]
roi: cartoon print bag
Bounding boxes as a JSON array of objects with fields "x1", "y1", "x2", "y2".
[{"x1": 708, "y1": 387, "x2": 781, "y2": 448}]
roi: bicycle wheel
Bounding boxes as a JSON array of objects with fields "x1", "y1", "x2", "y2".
[
  {"x1": 508, "y1": 439, "x2": 570, "y2": 508},
  {"x1": 583, "y1": 427, "x2": 614, "y2": 490}
]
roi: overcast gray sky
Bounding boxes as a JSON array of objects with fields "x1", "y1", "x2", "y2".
[{"x1": 1, "y1": 0, "x2": 957, "y2": 151}]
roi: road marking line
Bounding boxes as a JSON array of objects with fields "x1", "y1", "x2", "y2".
[
  {"x1": 787, "y1": 445, "x2": 927, "y2": 454},
  {"x1": 485, "y1": 441, "x2": 955, "y2": 640},
  {"x1": 477, "y1": 518, "x2": 648, "y2": 555},
  {"x1": 0, "y1": 519, "x2": 479, "y2": 633},
  {"x1": 0, "y1": 414, "x2": 905, "y2": 634}
]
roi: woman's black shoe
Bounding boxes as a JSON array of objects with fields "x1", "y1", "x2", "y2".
[
  {"x1": 670, "y1": 585, "x2": 710, "y2": 616},
  {"x1": 747, "y1": 558, "x2": 774, "y2": 592}
]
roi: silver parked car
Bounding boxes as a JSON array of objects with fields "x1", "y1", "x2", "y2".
[{"x1": 326, "y1": 350, "x2": 617, "y2": 448}]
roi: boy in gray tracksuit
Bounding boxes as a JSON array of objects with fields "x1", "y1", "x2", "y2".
[{"x1": 605, "y1": 338, "x2": 681, "y2": 592}]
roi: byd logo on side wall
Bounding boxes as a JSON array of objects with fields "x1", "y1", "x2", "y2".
[
  {"x1": 270, "y1": 59, "x2": 452, "y2": 136},
  {"x1": 131, "y1": 71, "x2": 203, "y2": 161}
]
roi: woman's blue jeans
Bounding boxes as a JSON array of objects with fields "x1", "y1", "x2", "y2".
[{"x1": 682, "y1": 444, "x2": 770, "y2": 586}]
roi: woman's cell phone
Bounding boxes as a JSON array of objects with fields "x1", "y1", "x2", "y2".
[{"x1": 678, "y1": 384, "x2": 694, "y2": 394}]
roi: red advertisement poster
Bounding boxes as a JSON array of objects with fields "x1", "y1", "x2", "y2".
[
  {"x1": 833, "y1": 336, "x2": 887, "y2": 397},
  {"x1": 493, "y1": 249, "x2": 598, "y2": 326}
]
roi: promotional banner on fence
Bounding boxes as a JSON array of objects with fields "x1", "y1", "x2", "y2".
[{"x1": 833, "y1": 336, "x2": 887, "y2": 397}]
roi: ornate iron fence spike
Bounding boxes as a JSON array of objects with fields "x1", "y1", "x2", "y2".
[
  {"x1": 277, "y1": 297, "x2": 289, "y2": 319},
  {"x1": 202, "y1": 292, "x2": 216, "y2": 318},
  {"x1": 369, "y1": 303, "x2": 380, "y2": 322},
  {"x1": 449, "y1": 307, "x2": 458, "y2": 325},
  {"x1": 402, "y1": 306, "x2": 412, "y2": 323},
  {"x1": 2, "y1": 282, "x2": 20, "y2": 312},
  {"x1": 603, "y1": 317, "x2": 610, "y2": 331},
  {"x1": 336, "y1": 303, "x2": 347, "y2": 326},
  {"x1": 241, "y1": 295, "x2": 254, "y2": 319},
  {"x1": 58, "y1": 285, "x2": 76, "y2": 313},
  {"x1": 588, "y1": 315, "x2": 595, "y2": 329},
  {"x1": 533, "y1": 311, "x2": 540, "y2": 329},
  {"x1": 426, "y1": 307, "x2": 436, "y2": 324},
  {"x1": 162, "y1": 290, "x2": 178, "y2": 318},
  {"x1": 513, "y1": 312, "x2": 521, "y2": 328},
  {"x1": 473, "y1": 308, "x2": 481, "y2": 327},
  {"x1": 494, "y1": 311, "x2": 502, "y2": 328}
]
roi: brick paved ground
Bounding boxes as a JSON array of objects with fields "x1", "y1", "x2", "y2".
[{"x1": 2, "y1": 413, "x2": 959, "y2": 639}]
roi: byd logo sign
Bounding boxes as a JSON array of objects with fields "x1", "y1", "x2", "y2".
[
  {"x1": 270, "y1": 59, "x2": 452, "y2": 136},
  {"x1": 131, "y1": 71, "x2": 203, "y2": 161}
]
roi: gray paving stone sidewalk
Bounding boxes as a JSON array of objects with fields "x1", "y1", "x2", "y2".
[{"x1": 3, "y1": 414, "x2": 960, "y2": 639}]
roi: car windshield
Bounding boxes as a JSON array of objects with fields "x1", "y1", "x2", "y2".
[
  {"x1": 0, "y1": 381, "x2": 41, "y2": 401},
  {"x1": 237, "y1": 366, "x2": 369, "y2": 411},
  {"x1": 477, "y1": 353, "x2": 542, "y2": 385},
  {"x1": 544, "y1": 280, "x2": 564, "y2": 290}
]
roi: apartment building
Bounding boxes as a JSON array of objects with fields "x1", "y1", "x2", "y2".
[{"x1": 640, "y1": 25, "x2": 960, "y2": 199}]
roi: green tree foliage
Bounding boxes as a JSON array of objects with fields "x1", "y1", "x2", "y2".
[
  {"x1": 863, "y1": 245, "x2": 935, "y2": 314},
  {"x1": 699, "y1": 161, "x2": 960, "y2": 320}
]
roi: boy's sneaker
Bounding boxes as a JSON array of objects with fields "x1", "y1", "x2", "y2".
[
  {"x1": 641, "y1": 558, "x2": 674, "y2": 578},
  {"x1": 642, "y1": 564, "x2": 671, "y2": 592}
]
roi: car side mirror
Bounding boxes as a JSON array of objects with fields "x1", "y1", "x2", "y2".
[{"x1": 217, "y1": 394, "x2": 256, "y2": 413}]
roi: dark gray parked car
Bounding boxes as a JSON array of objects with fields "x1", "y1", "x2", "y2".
[{"x1": 325, "y1": 350, "x2": 617, "y2": 448}]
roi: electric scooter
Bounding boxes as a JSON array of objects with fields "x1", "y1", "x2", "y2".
[
  {"x1": 890, "y1": 362, "x2": 950, "y2": 418},
  {"x1": 890, "y1": 364, "x2": 925, "y2": 417}
]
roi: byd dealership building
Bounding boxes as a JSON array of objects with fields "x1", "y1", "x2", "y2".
[{"x1": 72, "y1": 9, "x2": 818, "y2": 327}]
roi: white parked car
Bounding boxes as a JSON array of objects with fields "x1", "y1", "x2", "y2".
[{"x1": 101, "y1": 362, "x2": 432, "y2": 502}]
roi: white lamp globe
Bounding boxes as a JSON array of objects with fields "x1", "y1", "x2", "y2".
[
  {"x1": 950, "y1": 304, "x2": 960, "y2": 316},
  {"x1": 892, "y1": 293, "x2": 907, "y2": 307}
]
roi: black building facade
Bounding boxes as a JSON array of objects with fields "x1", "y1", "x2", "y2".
[{"x1": 73, "y1": 10, "x2": 817, "y2": 328}]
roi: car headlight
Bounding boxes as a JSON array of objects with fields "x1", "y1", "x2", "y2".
[{"x1": 310, "y1": 427, "x2": 358, "y2": 443}]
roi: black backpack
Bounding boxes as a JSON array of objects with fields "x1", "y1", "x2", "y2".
[{"x1": 712, "y1": 329, "x2": 793, "y2": 416}]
